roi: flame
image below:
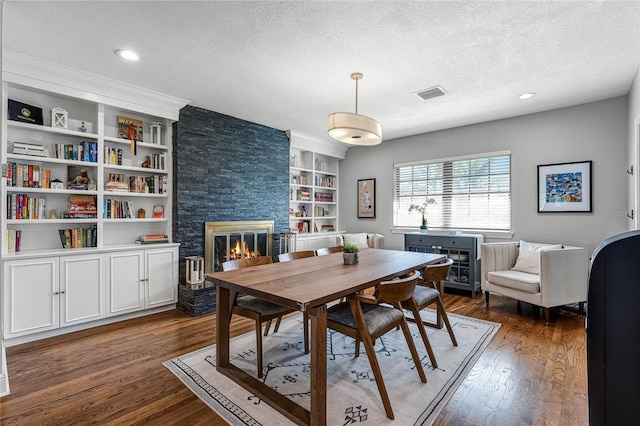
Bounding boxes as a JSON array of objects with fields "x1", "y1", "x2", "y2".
[{"x1": 227, "y1": 238, "x2": 262, "y2": 260}]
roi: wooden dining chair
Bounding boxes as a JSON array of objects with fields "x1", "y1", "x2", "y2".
[
  {"x1": 315, "y1": 246, "x2": 343, "y2": 256},
  {"x1": 277, "y1": 250, "x2": 316, "y2": 262},
  {"x1": 222, "y1": 256, "x2": 296, "y2": 378},
  {"x1": 402, "y1": 258, "x2": 457, "y2": 369},
  {"x1": 326, "y1": 271, "x2": 426, "y2": 420},
  {"x1": 276, "y1": 250, "x2": 315, "y2": 353}
]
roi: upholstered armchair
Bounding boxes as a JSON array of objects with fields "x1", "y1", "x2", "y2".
[
  {"x1": 481, "y1": 241, "x2": 589, "y2": 325},
  {"x1": 342, "y1": 233, "x2": 385, "y2": 249}
]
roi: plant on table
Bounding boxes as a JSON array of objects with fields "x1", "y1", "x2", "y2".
[
  {"x1": 408, "y1": 197, "x2": 437, "y2": 228},
  {"x1": 343, "y1": 243, "x2": 359, "y2": 264}
]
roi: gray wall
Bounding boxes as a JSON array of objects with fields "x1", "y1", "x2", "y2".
[
  {"x1": 173, "y1": 106, "x2": 290, "y2": 280},
  {"x1": 339, "y1": 97, "x2": 630, "y2": 254}
]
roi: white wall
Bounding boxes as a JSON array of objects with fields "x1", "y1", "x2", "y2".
[
  {"x1": 628, "y1": 69, "x2": 640, "y2": 230},
  {"x1": 339, "y1": 97, "x2": 630, "y2": 254}
]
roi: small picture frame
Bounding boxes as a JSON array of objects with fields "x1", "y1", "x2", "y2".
[
  {"x1": 538, "y1": 160, "x2": 592, "y2": 213},
  {"x1": 357, "y1": 178, "x2": 376, "y2": 218}
]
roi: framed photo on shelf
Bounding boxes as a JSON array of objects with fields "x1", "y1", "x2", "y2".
[
  {"x1": 357, "y1": 178, "x2": 376, "y2": 218},
  {"x1": 538, "y1": 160, "x2": 592, "y2": 213}
]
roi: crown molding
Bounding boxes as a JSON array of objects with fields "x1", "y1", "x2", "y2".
[
  {"x1": 286, "y1": 130, "x2": 349, "y2": 159},
  {"x1": 2, "y1": 51, "x2": 189, "y2": 120}
]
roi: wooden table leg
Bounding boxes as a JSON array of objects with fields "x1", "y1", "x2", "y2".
[
  {"x1": 309, "y1": 304, "x2": 327, "y2": 426},
  {"x1": 216, "y1": 284, "x2": 231, "y2": 368}
]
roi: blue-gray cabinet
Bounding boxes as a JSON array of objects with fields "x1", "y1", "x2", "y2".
[{"x1": 404, "y1": 233, "x2": 483, "y2": 297}]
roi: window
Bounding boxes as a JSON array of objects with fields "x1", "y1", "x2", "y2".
[{"x1": 393, "y1": 152, "x2": 511, "y2": 231}]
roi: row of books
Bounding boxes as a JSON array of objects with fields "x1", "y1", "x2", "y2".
[
  {"x1": 128, "y1": 175, "x2": 167, "y2": 194},
  {"x1": 51, "y1": 140, "x2": 98, "y2": 162},
  {"x1": 65, "y1": 195, "x2": 97, "y2": 219},
  {"x1": 59, "y1": 225, "x2": 97, "y2": 249},
  {"x1": 6, "y1": 162, "x2": 51, "y2": 188},
  {"x1": 104, "y1": 198, "x2": 135, "y2": 219},
  {"x1": 136, "y1": 234, "x2": 169, "y2": 244},
  {"x1": 6, "y1": 229, "x2": 22, "y2": 253},
  {"x1": 315, "y1": 176, "x2": 335, "y2": 188},
  {"x1": 104, "y1": 147, "x2": 124, "y2": 165},
  {"x1": 291, "y1": 175, "x2": 311, "y2": 185},
  {"x1": 315, "y1": 192, "x2": 334, "y2": 202},
  {"x1": 6, "y1": 194, "x2": 46, "y2": 219},
  {"x1": 295, "y1": 189, "x2": 311, "y2": 202},
  {"x1": 316, "y1": 206, "x2": 332, "y2": 217}
]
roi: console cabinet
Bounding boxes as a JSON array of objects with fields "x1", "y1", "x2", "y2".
[{"x1": 405, "y1": 233, "x2": 484, "y2": 297}]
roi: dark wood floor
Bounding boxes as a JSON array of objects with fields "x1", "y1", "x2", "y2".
[{"x1": 0, "y1": 291, "x2": 587, "y2": 425}]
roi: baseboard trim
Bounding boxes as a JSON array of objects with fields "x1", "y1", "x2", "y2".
[{"x1": 3, "y1": 305, "x2": 176, "y2": 348}]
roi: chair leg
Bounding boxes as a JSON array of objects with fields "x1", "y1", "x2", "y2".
[
  {"x1": 255, "y1": 319, "x2": 264, "y2": 378},
  {"x1": 544, "y1": 308, "x2": 550, "y2": 325},
  {"x1": 579, "y1": 301, "x2": 585, "y2": 317},
  {"x1": 263, "y1": 319, "x2": 273, "y2": 336},
  {"x1": 435, "y1": 297, "x2": 458, "y2": 346},
  {"x1": 485, "y1": 291, "x2": 490, "y2": 306},
  {"x1": 354, "y1": 338, "x2": 360, "y2": 358},
  {"x1": 407, "y1": 298, "x2": 438, "y2": 368},
  {"x1": 303, "y1": 313, "x2": 309, "y2": 354},
  {"x1": 398, "y1": 313, "x2": 427, "y2": 384},
  {"x1": 359, "y1": 331, "x2": 394, "y2": 420},
  {"x1": 273, "y1": 315, "x2": 283, "y2": 333}
]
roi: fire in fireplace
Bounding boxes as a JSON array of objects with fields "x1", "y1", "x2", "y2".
[{"x1": 205, "y1": 220, "x2": 274, "y2": 273}]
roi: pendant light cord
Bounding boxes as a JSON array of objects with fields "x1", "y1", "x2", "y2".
[{"x1": 354, "y1": 77, "x2": 359, "y2": 115}]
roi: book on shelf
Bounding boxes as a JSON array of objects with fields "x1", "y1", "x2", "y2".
[
  {"x1": 321, "y1": 224, "x2": 335, "y2": 232},
  {"x1": 139, "y1": 234, "x2": 169, "y2": 242},
  {"x1": 135, "y1": 239, "x2": 169, "y2": 244},
  {"x1": 6, "y1": 229, "x2": 22, "y2": 253},
  {"x1": 58, "y1": 224, "x2": 97, "y2": 249},
  {"x1": 65, "y1": 194, "x2": 97, "y2": 218}
]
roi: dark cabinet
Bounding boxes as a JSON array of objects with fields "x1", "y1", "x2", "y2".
[{"x1": 404, "y1": 233, "x2": 483, "y2": 297}]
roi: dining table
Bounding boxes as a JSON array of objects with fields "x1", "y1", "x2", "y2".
[{"x1": 207, "y1": 248, "x2": 446, "y2": 425}]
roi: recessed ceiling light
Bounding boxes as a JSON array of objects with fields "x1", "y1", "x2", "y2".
[
  {"x1": 519, "y1": 92, "x2": 536, "y2": 99},
  {"x1": 115, "y1": 49, "x2": 139, "y2": 61}
]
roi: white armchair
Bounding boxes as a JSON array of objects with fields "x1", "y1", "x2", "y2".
[
  {"x1": 481, "y1": 241, "x2": 588, "y2": 324},
  {"x1": 342, "y1": 233, "x2": 385, "y2": 249}
]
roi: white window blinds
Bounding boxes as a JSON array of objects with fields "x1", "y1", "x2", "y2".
[{"x1": 393, "y1": 152, "x2": 511, "y2": 231}]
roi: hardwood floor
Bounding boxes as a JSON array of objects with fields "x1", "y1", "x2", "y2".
[{"x1": 0, "y1": 292, "x2": 587, "y2": 425}]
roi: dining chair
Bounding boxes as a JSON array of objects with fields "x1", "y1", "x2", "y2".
[
  {"x1": 277, "y1": 250, "x2": 316, "y2": 262},
  {"x1": 276, "y1": 250, "x2": 315, "y2": 353},
  {"x1": 221, "y1": 256, "x2": 296, "y2": 378},
  {"x1": 402, "y1": 258, "x2": 457, "y2": 369},
  {"x1": 326, "y1": 270, "x2": 426, "y2": 420},
  {"x1": 315, "y1": 245, "x2": 343, "y2": 256}
]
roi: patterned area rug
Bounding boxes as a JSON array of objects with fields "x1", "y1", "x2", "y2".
[{"x1": 164, "y1": 309, "x2": 500, "y2": 425}]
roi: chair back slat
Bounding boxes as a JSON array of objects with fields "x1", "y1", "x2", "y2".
[
  {"x1": 278, "y1": 250, "x2": 316, "y2": 262},
  {"x1": 422, "y1": 258, "x2": 454, "y2": 282},
  {"x1": 222, "y1": 256, "x2": 273, "y2": 271},
  {"x1": 376, "y1": 271, "x2": 421, "y2": 304},
  {"x1": 315, "y1": 246, "x2": 344, "y2": 256}
]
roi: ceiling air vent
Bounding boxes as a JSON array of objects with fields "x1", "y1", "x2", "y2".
[{"x1": 415, "y1": 86, "x2": 447, "y2": 101}]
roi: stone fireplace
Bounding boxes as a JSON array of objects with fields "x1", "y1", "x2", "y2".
[{"x1": 204, "y1": 220, "x2": 275, "y2": 273}]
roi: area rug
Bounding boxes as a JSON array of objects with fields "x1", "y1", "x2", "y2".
[{"x1": 164, "y1": 309, "x2": 500, "y2": 425}]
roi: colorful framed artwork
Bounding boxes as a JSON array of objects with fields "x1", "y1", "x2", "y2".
[
  {"x1": 117, "y1": 116, "x2": 144, "y2": 142},
  {"x1": 357, "y1": 178, "x2": 376, "y2": 218},
  {"x1": 538, "y1": 160, "x2": 592, "y2": 213}
]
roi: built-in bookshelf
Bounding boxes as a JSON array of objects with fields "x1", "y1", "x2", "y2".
[
  {"x1": 0, "y1": 53, "x2": 188, "y2": 348},
  {"x1": 286, "y1": 131, "x2": 348, "y2": 251}
]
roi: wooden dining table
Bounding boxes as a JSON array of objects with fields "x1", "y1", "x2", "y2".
[{"x1": 207, "y1": 248, "x2": 446, "y2": 425}]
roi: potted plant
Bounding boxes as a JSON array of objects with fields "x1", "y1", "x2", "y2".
[
  {"x1": 343, "y1": 243, "x2": 359, "y2": 264},
  {"x1": 409, "y1": 197, "x2": 437, "y2": 233}
]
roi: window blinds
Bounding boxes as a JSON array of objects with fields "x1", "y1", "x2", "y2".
[{"x1": 393, "y1": 152, "x2": 511, "y2": 231}]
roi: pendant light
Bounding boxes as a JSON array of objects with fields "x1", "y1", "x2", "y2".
[{"x1": 327, "y1": 72, "x2": 382, "y2": 146}]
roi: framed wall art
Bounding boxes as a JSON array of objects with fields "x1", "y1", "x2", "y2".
[
  {"x1": 538, "y1": 160, "x2": 592, "y2": 213},
  {"x1": 357, "y1": 178, "x2": 376, "y2": 218}
]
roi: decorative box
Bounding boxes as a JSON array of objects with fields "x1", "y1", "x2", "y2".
[
  {"x1": 8, "y1": 99, "x2": 43, "y2": 125},
  {"x1": 51, "y1": 179, "x2": 64, "y2": 190}
]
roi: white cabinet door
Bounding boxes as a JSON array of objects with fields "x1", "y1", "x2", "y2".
[
  {"x1": 145, "y1": 246, "x2": 178, "y2": 308},
  {"x1": 106, "y1": 251, "x2": 144, "y2": 316},
  {"x1": 60, "y1": 254, "x2": 105, "y2": 326},
  {"x1": 3, "y1": 257, "x2": 59, "y2": 339}
]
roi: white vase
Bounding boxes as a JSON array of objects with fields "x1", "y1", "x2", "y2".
[{"x1": 343, "y1": 252, "x2": 359, "y2": 264}]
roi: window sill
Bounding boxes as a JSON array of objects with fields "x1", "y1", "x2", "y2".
[{"x1": 391, "y1": 227, "x2": 514, "y2": 240}]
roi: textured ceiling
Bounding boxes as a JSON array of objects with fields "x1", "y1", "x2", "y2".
[{"x1": 2, "y1": 1, "x2": 640, "y2": 145}]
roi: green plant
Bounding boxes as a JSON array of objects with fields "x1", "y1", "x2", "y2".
[
  {"x1": 343, "y1": 243, "x2": 359, "y2": 253},
  {"x1": 408, "y1": 197, "x2": 437, "y2": 226}
]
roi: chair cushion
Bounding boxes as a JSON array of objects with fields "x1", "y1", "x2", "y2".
[
  {"x1": 511, "y1": 241, "x2": 563, "y2": 274},
  {"x1": 488, "y1": 270, "x2": 540, "y2": 294},
  {"x1": 327, "y1": 302, "x2": 404, "y2": 336},
  {"x1": 412, "y1": 286, "x2": 440, "y2": 307},
  {"x1": 342, "y1": 233, "x2": 369, "y2": 249},
  {"x1": 235, "y1": 296, "x2": 292, "y2": 316}
]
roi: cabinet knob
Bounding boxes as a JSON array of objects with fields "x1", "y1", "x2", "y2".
[{"x1": 53, "y1": 291, "x2": 59, "y2": 295}]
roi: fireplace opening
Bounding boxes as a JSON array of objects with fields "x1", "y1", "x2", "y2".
[{"x1": 205, "y1": 221, "x2": 274, "y2": 273}]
